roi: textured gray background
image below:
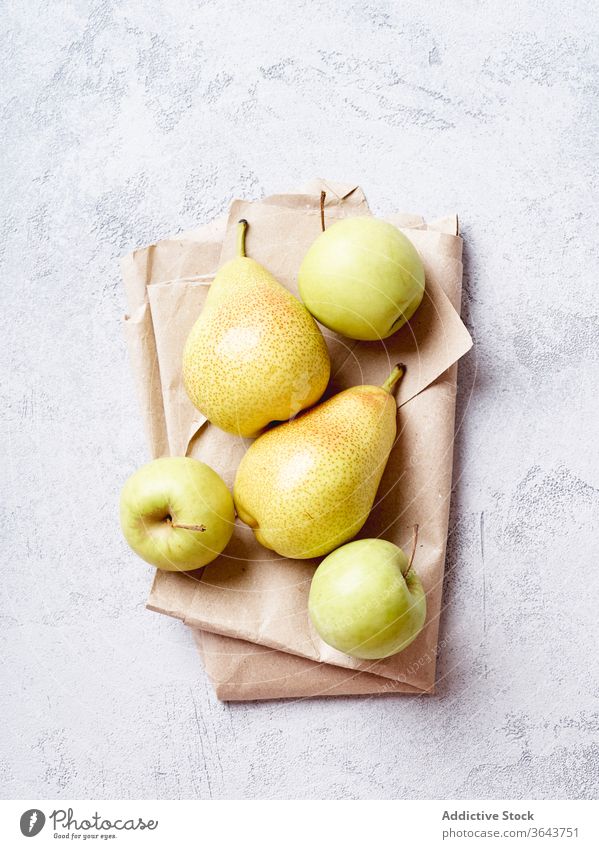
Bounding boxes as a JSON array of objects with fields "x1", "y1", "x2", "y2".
[{"x1": 1, "y1": 0, "x2": 598, "y2": 800}]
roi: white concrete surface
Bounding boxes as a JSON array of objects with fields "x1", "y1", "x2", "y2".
[{"x1": 1, "y1": 0, "x2": 598, "y2": 800}]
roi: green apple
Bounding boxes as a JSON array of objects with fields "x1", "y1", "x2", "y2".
[
  {"x1": 120, "y1": 457, "x2": 235, "y2": 571},
  {"x1": 298, "y1": 217, "x2": 425, "y2": 341},
  {"x1": 308, "y1": 538, "x2": 426, "y2": 659}
]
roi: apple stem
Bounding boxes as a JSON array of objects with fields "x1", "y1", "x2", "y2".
[
  {"x1": 320, "y1": 191, "x2": 326, "y2": 232},
  {"x1": 381, "y1": 363, "x2": 406, "y2": 395},
  {"x1": 171, "y1": 522, "x2": 207, "y2": 532},
  {"x1": 237, "y1": 219, "x2": 248, "y2": 257},
  {"x1": 405, "y1": 524, "x2": 419, "y2": 577}
]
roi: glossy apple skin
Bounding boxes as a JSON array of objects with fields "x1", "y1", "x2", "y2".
[
  {"x1": 308, "y1": 538, "x2": 426, "y2": 659},
  {"x1": 120, "y1": 457, "x2": 235, "y2": 571},
  {"x1": 298, "y1": 217, "x2": 425, "y2": 341}
]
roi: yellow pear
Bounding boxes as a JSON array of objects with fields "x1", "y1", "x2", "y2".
[
  {"x1": 234, "y1": 365, "x2": 404, "y2": 559},
  {"x1": 183, "y1": 220, "x2": 330, "y2": 438}
]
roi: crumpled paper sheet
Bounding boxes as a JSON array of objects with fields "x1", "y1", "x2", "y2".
[{"x1": 121, "y1": 179, "x2": 469, "y2": 699}]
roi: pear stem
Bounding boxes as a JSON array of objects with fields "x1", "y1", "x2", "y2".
[
  {"x1": 405, "y1": 524, "x2": 419, "y2": 577},
  {"x1": 320, "y1": 191, "x2": 326, "y2": 232},
  {"x1": 171, "y1": 522, "x2": 206, "y2": 532},
  {"x1": 381, "y1": 363, "x2": 406, "y2": 395},
  {"x1": 237, "y1": 219, "x2": 248, "y2": 257}
]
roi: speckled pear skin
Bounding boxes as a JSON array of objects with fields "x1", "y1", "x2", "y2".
[
  {"x1": 233, "y1": 381, "x2": 399, "y2": 559},
  {"x1": 182, "y1": 253, "x2": 331, "y2": 438}
]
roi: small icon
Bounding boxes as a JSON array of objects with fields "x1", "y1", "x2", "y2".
[{"x1": 19, "y1": 809, "x2": 45, "y2": 837}]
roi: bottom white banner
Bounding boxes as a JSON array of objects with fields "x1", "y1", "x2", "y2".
[{"x1": 0, "y1": 799, "x2": 597, "y2": 849}]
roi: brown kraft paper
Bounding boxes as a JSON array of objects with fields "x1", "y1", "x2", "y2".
[{"x1": 121, "y1": 179, "x2": 470, "y2": 699}]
